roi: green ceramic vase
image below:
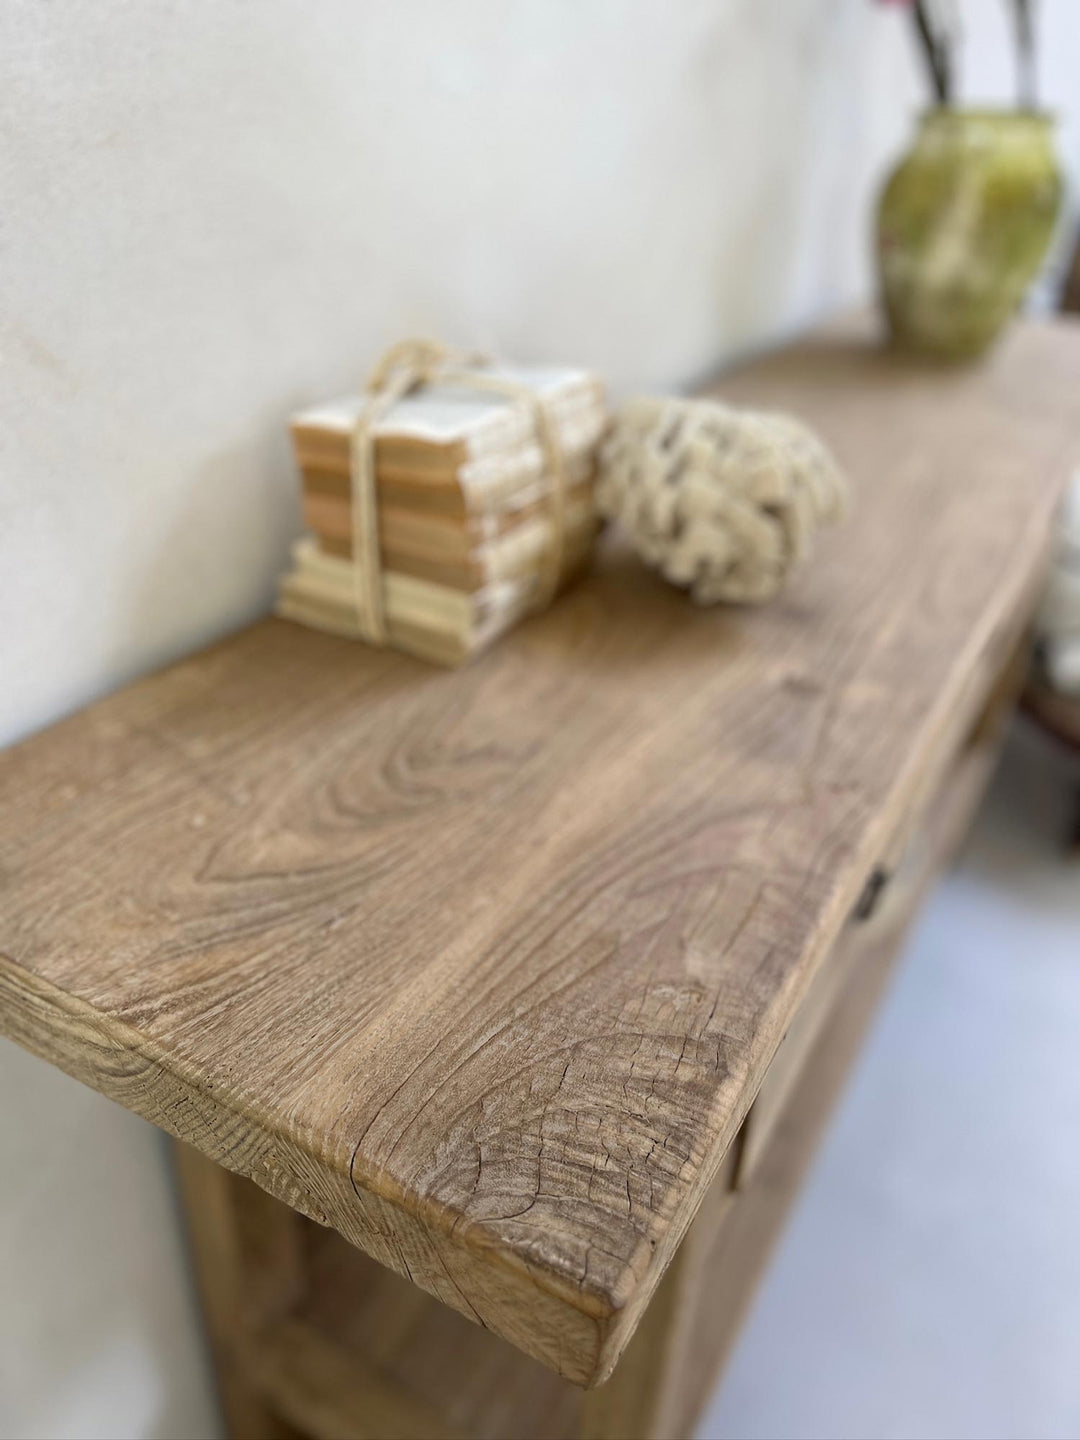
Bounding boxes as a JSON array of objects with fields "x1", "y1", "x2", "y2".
[{"x1": 877, "y1": 109, "x2": 1062, "y2": 360}]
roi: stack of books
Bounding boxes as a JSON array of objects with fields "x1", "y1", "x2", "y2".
[{"x1": 277, "y1": 365, "x2": 607, "y2": 665}]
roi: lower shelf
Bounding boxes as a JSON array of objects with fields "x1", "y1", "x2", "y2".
[{"x1": 252, "y1": 1229, "x2": 583, "y2": 1440}]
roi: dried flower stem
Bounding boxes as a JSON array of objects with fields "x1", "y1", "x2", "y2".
[
  {"x1": 913, "y1": 0, "x2": 953, "y2": 105},
  {"x1": 1011, "y1": 0, "x2": 1038, "y2": 111}
]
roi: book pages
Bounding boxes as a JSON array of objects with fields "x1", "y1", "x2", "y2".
[{"x1": 278, "y1": 361, "x2": 608, "y2": 664}]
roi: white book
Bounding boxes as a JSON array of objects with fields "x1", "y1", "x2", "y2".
[{"x1": 293, "y1": 365, "x2": 605, "y2": 459}]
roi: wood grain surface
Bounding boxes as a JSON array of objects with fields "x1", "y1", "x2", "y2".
[
  {"x1": 1, "y1": 314, "x2": 1076, "y2": 1386},
  {"x1": 172, "y1": 687, "x2": 1005, "y2": 1440}
]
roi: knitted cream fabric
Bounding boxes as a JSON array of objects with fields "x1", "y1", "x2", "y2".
[{"x1": 597, "y1": 396, "x2": 848, "y2": 604}]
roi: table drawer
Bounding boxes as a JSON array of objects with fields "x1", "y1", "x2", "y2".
[{"x1": 733, "y1": 649, "x2": 1021, "y2": 1189}]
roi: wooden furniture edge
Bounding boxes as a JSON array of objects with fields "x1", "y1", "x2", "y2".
[
  {"x1": 0, "y1": 951, "x2": 609, "y2": 1383},
  {"x1": 586, "y1": 508, "x2": 1056, "y2": 1382},
  {"x1": 584, "y1": 653, "x2": 1018, "y2": 1439}
]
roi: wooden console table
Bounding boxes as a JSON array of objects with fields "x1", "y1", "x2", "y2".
[{"x1": 2, "y1": 316, "x2": 1078, "y2": 1440}]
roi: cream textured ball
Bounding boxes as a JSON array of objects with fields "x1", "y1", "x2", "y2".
[{"x1": 596, "y1": 396, "x2": 848, "y2": 604}]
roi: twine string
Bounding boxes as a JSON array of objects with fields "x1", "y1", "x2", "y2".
[{"x1": 349, "y1": 340, "x2": 567, "y2": 646}]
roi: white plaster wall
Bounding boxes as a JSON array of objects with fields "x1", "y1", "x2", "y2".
[{"x1": 0, "y1": 3, "x2": 1076, "y2": 1437}]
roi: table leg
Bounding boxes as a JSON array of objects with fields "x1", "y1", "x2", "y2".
[{"x1": 172, "y1": 1141, "x2": 307, "y2": 1440}]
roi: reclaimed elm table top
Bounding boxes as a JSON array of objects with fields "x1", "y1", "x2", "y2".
[{"x1": 2, "y1": 314, "x2": 1077, "y2": 1387}]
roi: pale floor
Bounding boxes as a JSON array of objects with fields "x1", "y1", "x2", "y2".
[{"x1": 698, "y1": 722, "x2": 1080, "y2": 1440}]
